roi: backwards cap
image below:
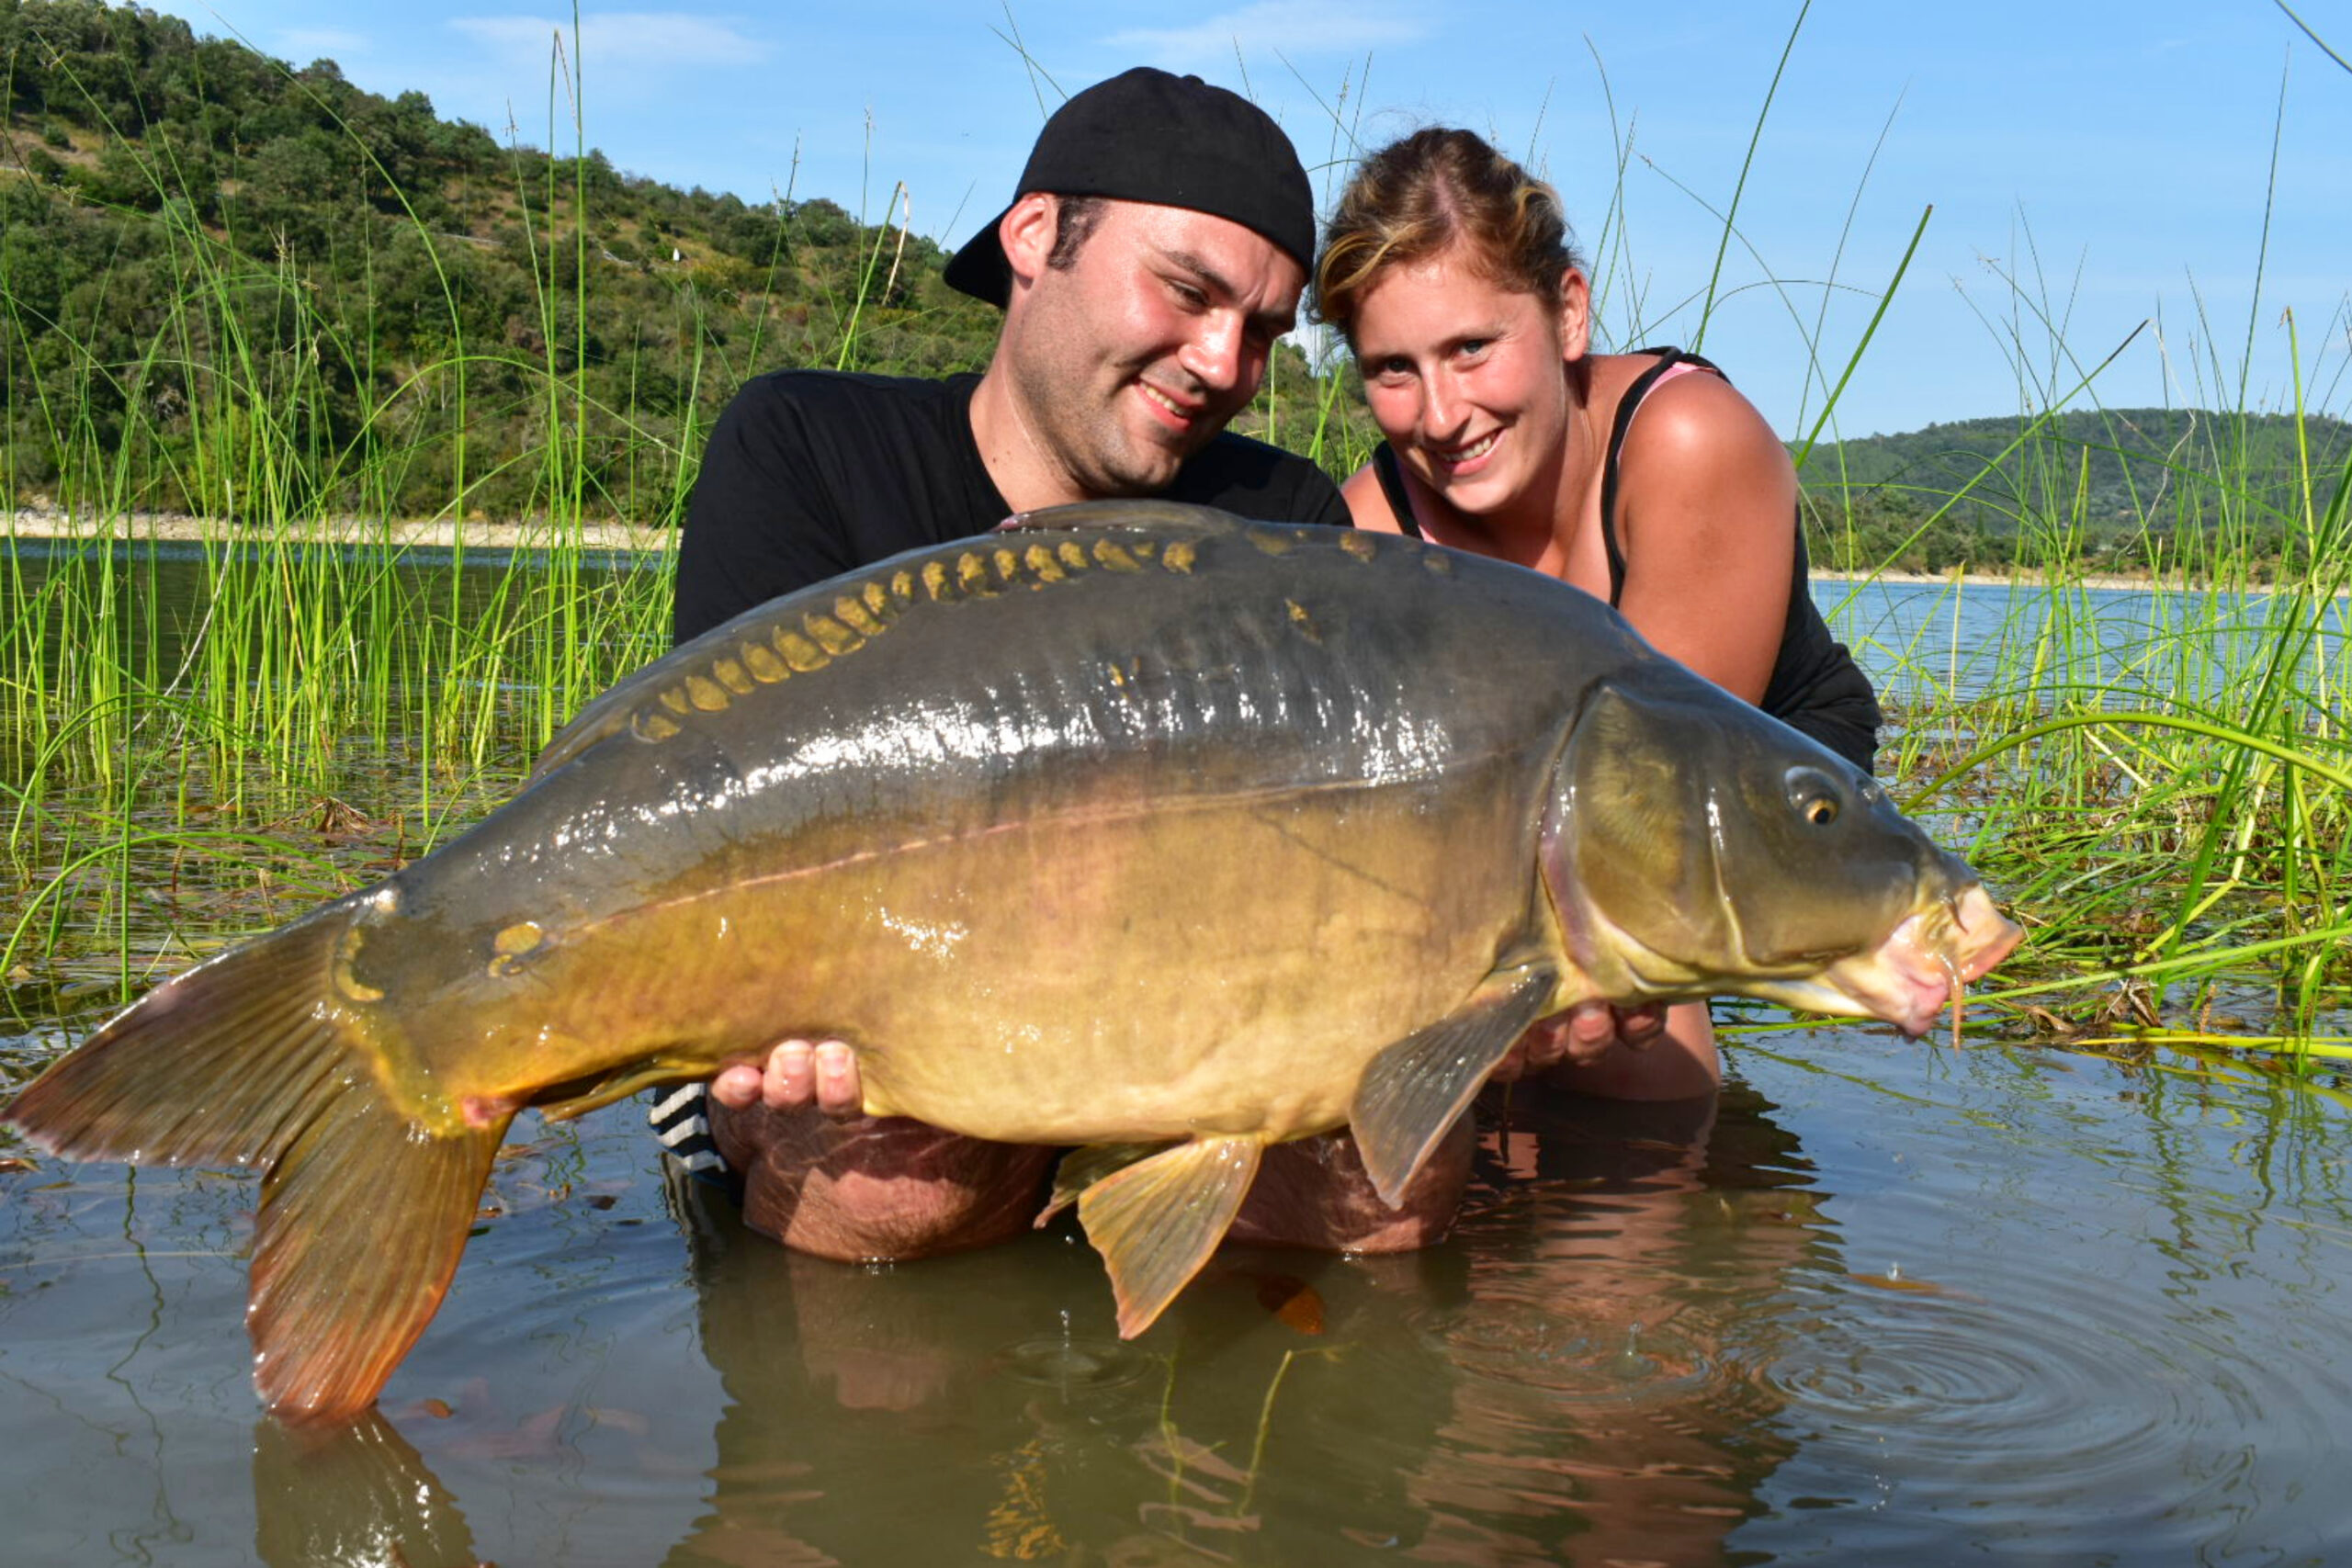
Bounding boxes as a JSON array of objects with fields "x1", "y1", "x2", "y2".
[{"x1": 944, "y1": 67, "x2": 1316, "y2": 307}]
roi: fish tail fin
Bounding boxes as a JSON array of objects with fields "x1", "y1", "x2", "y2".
[
  {"x1": 6, "y1": 907, "x2": 365, "y2": 1168},
  {"x1": 2, "y1": 907, "x2": 507, "y2": 1422}
]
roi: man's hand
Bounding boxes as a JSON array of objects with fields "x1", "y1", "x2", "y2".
[
  {"x1": 712, "y1": 1039, "x2": 865, "y2": 1118},
  {"x1": 1488, "y1": 1000, "x2": 1668, "y2": 1082}
]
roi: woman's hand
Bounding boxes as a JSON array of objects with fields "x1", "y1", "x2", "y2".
[{"x1": 1490, "y1": 1001, "x2": 1670, "y2": 1080}]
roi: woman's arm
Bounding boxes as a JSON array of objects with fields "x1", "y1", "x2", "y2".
[
  {"x1": 1340, "y1": 462, "x2": 1408, "y2": 533},
  {"x1": 1609, "y1": 370, "x2": 1797, "y2": 706}
]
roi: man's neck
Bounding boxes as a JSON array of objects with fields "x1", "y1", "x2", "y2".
[{"x1": 967, "y1": 362, "x2": 1094, "y2": 514}]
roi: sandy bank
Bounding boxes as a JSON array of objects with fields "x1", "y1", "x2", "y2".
[{"x1": 6, "y1": 509, "x2": 675, "y2": 553}]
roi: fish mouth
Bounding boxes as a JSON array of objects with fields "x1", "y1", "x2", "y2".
[{"x1": 1799, "y1": 883, "x2": 2024, "y2": 1038}]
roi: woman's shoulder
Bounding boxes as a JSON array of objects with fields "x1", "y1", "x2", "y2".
[
  {"x1": 1339, "y1": 452, "x2": 1410, "y2": 534},
  {"x1": 1608, "y1": 352, "x2": 1780, "y2": 471}
]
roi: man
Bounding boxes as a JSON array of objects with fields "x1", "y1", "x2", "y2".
[
  {"x1": 666, "y1": 66, "x2": 1344, "y2": 640},
  {"x1": 653, "y1": 67, "x2": 1656, "y2": 1265}
]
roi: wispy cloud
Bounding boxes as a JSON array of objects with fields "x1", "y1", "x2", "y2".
[
  {"x1": 450, "y1": 12, "x2": 773, "y2": 72},
  {"x1": 1105, "y1": 0, "x2": 1426, "y2": 70}
]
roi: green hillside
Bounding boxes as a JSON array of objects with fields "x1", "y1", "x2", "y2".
[
  {"x1": 1799, "y1": 409, "x2": 2351, "y2": 576},
  {"x1": 0, "y1": 0, "x2": 1333, "y2": 525}
]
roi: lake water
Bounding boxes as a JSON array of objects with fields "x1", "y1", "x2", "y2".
[
  {"x1": 3, "y1": 539, "x2": 2348, "y2": 1564},
  {"x1": 1822, "y1": 572, "x2": 2347, "y2": 712},
  {"x1": 7, "y1": 1022, "x2": 2348, "y2": 1564},
  {"x1": 6, "y1": 536, "x2": 2345, "y2": 709}
]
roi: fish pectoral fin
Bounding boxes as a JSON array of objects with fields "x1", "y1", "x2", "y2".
[
  {"x1": 1350, "y1": 964, "x2": 1558, "y2": 1210},
  {"x1": 251, "y1": 1089, "x2": 511, "y2": 1423},
  {"x1": 1040, "y1": 1141, "x2": 1174, "y2": 1224},
  {"x1": 1076, "y1": 1136, "x2": 1264, "y2": 1339},
  {"x1": 535, "y1": 1055, "x2": 714, "y2": 1123}
]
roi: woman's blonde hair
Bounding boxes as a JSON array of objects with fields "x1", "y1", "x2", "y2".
[{"x1": 1313, "y1": 128, "x2": 1583, "y2": 346}]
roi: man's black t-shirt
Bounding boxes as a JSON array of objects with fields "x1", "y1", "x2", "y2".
[
  {"x1": 651, "y1": 367, "x2": 1351, "y2": 1179},
  {"x1": 672, "y1": 369, "x2": 1352, "y2": 641}
]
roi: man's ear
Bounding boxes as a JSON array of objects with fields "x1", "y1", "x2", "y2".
[{"x1": 999, "y1": 193, "x2": 1060, "y2": 291}]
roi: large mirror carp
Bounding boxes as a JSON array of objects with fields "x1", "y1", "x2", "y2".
[{"x1": 5, "y1": 502, "x2": 2018, "y2": 1421}]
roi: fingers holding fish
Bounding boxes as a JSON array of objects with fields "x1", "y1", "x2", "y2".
[
  {"x1": 1490, "y1": 1000, "x2": 1672, "y2": 1083},
  {"x1": 1515, "y1": 1004, "x2": 1725, "y2": 1102},
  {"x1": 713, "y1": 1039, "x2": 865, "y2": 1118}
]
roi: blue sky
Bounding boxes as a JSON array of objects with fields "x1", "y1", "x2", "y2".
[{"x1": 133, "y1": 1, "x2": 2352, "y2": 438}]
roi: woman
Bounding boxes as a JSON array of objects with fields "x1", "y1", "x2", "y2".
[{"x1": 1313, "y1": 127, "x2": 1882, "y2": 1100}]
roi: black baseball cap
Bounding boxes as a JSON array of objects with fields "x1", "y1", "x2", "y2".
[{"x1": 944, "y1": 67, "x2": 1316, "y2": 308}]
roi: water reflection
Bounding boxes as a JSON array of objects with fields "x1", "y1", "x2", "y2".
[
  {"x1": 252, "y1": 1416, "x2": 475, "y2": 1567},
  {"x1": 646, "y1": 1081, "x2": 1822, "y2": 1565},
  {"x1": 1404, "y1": 1089, "x2": 1818, "y2": 1564},
  {"x1": 221, "y1": 1081, "x2": 1818, "y2": 1566}
]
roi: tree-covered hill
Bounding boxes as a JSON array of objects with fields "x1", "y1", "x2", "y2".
[
  {"x1": 1798, "y1": 408, "x2": 2351, "y2": 577},
  {"x1": 0, "y1": 0, "x2": 1336, "y2": 524}
]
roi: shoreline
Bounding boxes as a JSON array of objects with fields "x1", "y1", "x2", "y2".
[
  {"x1": 6, "y1": 509, "x2": 677, "y2": 554},
  {"x1": 0, "y1": 509, "x2": 2239, "y2": 592}
]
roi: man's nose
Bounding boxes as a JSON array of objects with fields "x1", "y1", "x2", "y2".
[{"x1": 1179, "y1": 314, "x2": 1245, "y2": 393}]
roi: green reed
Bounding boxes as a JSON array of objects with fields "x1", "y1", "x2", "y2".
[{"x1": 3, "y1": 24, "x2": 2346, "y2": 1055}]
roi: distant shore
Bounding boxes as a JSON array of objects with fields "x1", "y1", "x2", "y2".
[
  {"x1": 5, "y1": 508, "x2": 678, "y2": 555},
  {"x1": 0, "y1": 508, "x2": 2211, "y2": 593}
]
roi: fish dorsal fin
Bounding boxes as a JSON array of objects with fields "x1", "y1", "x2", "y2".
[
  {"x1": 1350, "y1": 965, "x2": 1558, "y2": 1208},
  {"x1": 994, "y1": 499, "x2": 1238, "y2": 535},
  {"x1": 1072, "y1": 1136, "x2": 1263, "y2": 1338},
  {"x1": 529, "y1": 503, "x2": 1237, "y2": 784},
  {"x1": 528, "y1": 682, "x2": 639, "y2": 783}
]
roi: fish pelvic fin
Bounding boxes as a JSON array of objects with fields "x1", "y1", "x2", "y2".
[
  {"x1": 1350, "y1": 964, "x2": 1557, "y2": 1209},
  {"x1": 1, "y1": 904, "x2": 495, "y2": 1423},
  {"x1": 1076, "y1": 1136, "x2": 1263, "y2": 1339},
  {"x1": 1040, "y1": 1141, "x2": 1172, "y2": 1224},
  {"x1": 251, "y1": 1083, "x2": 508, "y2": 1422}
]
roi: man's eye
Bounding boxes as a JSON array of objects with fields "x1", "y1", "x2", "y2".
[
  {"x1": 1457, "y1": 339, "x2": 1490, "y2": 360},
  {"x1": 1168, "y1": 280, "x2": 1208, "y2": 309}
]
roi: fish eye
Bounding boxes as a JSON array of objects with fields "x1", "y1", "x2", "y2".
[{"x1": 1786, "y1": 767, "x2": 1842, "y2": 827}]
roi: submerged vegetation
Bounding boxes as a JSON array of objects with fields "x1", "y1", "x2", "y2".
[{"x1": 0, "y1": 0, "x2": 2347, "y2": 1072}]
